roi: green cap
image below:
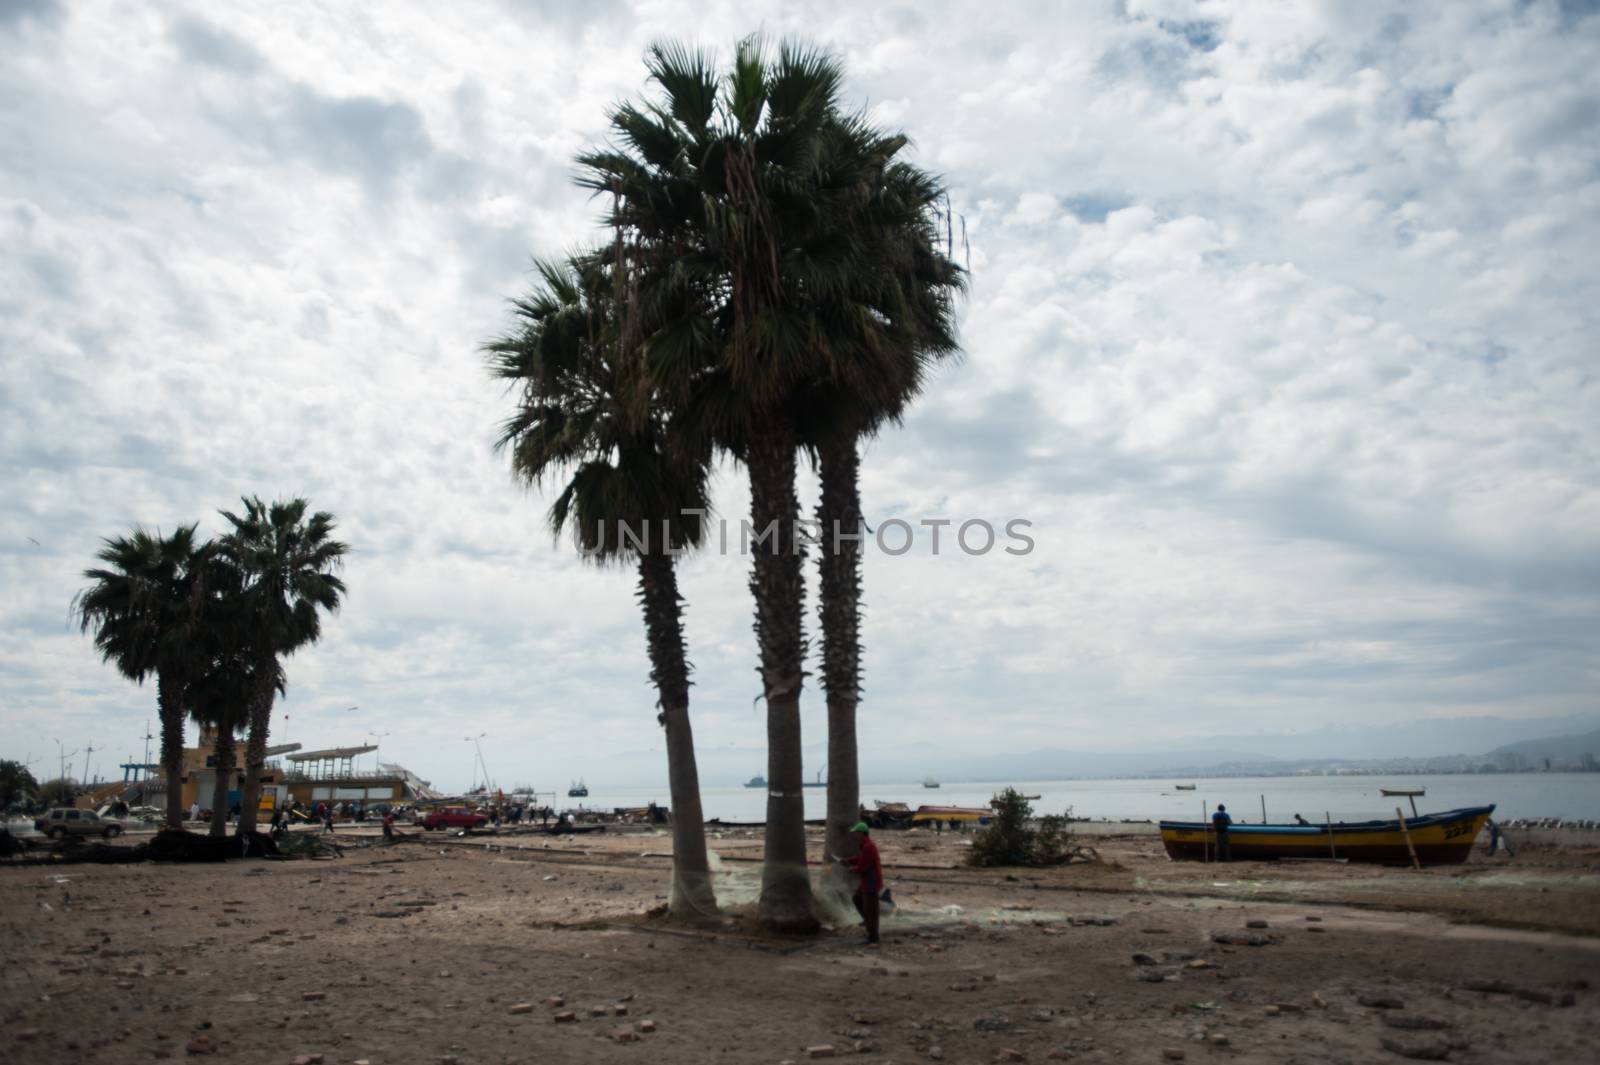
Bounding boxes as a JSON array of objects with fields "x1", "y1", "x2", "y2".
[{"x1": 849, "y1": 821, "x2": 870, "y2": 833}]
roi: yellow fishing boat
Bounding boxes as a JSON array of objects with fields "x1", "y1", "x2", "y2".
[{"x1": 1159, "y1": 805, "x2": 1494, "y2": 865}]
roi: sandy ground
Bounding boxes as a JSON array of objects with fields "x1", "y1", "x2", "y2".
[{"x1": 1, "y1": 823, "x2": 1596, "y2": 1065}]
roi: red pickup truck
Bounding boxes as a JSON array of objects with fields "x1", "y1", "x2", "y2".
[{"x1": 421, "y1": 806, "x2": 488, "y2": 831}]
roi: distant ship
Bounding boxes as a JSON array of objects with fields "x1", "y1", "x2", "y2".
[
  {"x1": 923, "y1": 777, "x2": 941, "y2": 789},
  {"x1": 1174, "y1": 784, "x2": 1196, "y2": 791},
  {"x1": 744, "y1": 775, "x2": 767, "y2": 788},
  {"x1": 567, "y1": 778, "x2": 588, "y2": 797}
]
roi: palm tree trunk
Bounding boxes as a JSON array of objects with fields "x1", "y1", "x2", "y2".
[
  {"x1": 235, "y1": 666, "x2": 275, "y2": 837},
  {"x1": 636, "y1": 549, "x2": 717, "y2": 918},
  {"x1": 157, "y1": 671, "x2": 187, "y2": 831},
  {"x1": 747, "y1": 416, "x2": 819, "y2": 932},
  {"x1": 208, "y1": 723, "x2": 235, "y2": 840},
  {"x1": 818, "y1": 438, "x2": 864, "y2": 868}
]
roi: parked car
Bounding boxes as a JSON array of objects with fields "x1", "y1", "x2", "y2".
[
  {"x1": 421, "y1": 806, "x2": 487, "y2": 831},
  {"x1": 33, "y1": 807, "x2": 123, "y2": 839}
]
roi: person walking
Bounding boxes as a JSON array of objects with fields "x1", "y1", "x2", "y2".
[
  {"x1": 1211, "y1": 804, "x2": 1233, "y2": 861},
  {"x1": 382, "y1": 809, "x2": 395, "y2": 841},
  {"x1": 845, "y1": 821, "x2": 883, "y2": 945},
  {"x1": 322, "y1": 804, "x2": 335, "y2": 834}
]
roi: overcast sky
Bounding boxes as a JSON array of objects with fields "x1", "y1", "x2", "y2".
[{"x1": 2, "y1": 0, "x2": 1596, "y2": 792}]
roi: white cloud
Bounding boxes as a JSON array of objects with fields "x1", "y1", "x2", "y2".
[{"x1": 1, "y1": 0, "x2": 1596, "y2": 790}]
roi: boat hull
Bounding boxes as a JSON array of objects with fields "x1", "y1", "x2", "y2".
[
  {"x1": 1159, "y1": 805, "x2": 1494, "y2": 865},
  {"x1": 910, "y1": 805, "x2": 991, "y2": 824}
]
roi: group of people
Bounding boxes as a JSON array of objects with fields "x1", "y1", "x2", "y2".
[
  {"x1": 260, "y1": 799, "x2": 403, "y2": 839},
  {"x1": 480, "y1": 799, "x2": 556, "y2": 825}
]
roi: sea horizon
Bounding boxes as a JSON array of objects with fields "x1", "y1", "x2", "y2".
[{"x1": 521, "y1": 772, "x2": 1600, "y2": 824}]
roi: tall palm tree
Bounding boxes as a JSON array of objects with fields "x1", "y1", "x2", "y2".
[
  {"x1": 216, "y1": 497, "x2": 347, "y2": 836},
  {"x1": 487, "y1": 252, "x2": 721, "y2": 918},
  {"x1": 581, "y1": 38, "x2": 962, "y2": 928},
  {"x1": 803, "y1": 151, "x2": 965, "y2": 866},
  {"x1": 74, "y1": 526, "x2": 210, "y2": 830},
  {"x1": 580, "y1": 36, "x2": 873, "y2": 932}
]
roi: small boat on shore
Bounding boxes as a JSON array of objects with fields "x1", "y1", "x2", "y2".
[
  {"x1": 910, "y1": 805, "x2": 991, "y2": 825},
  {"x1": 1159, "y1": 805, "x2": 1494, "y2": 865},
  {"x1": 1381, "y1": 787, "x2": 1427, "y2": 815}
]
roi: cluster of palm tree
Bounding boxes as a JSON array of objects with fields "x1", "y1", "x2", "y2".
[
  {"x1": 487, "y1": 37, "x2": 963, "y2": 929},
  {"x1": 74, "y1": 498, "x2": 346, "y2": 838}
]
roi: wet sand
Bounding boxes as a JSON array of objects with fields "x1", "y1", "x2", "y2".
[{"x1": 1, "y1": 824, "x2": 1595, "y2": 1064}]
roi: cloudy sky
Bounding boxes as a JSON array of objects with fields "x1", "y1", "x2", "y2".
[{"x1": 3, "y1": 0, "x2": 1596, "y2": 792}]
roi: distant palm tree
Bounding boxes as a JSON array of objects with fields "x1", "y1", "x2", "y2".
[
  {"x1": 217, "y1": 497, "x2": 346, "y2": 836},
  {"x1": 187, "y1": 578, "x2": 285, "y2": 840},
  {"x1": 74, "y1": 526, "x2": 210, "y2": 830},
  {"x1": 487, "y1": 252, "x2": 720, "y2": 918}
]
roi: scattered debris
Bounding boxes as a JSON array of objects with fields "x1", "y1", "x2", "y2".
[
  {"x1": 1457, "y1": 980, "x2": 1574, "y2": 1006},
  {"x1": 1382, "y1": 1016, "x2": 1450, "y2": 1032},
  {"x1": 1379, "y1": 1036, "x2": 1459, "y2": 1061},
  {"x1": 1359, "y1": 995, "x2": 1405, "y2": 1010}
]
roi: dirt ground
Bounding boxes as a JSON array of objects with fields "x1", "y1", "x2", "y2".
[{"x1": 2, "y1": 823, "x2": 1596, "y2": 1065}]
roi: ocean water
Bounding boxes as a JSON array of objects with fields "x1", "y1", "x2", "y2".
[{"x1": 550, "y1": 773, "x2": 1600, "y2": 824}]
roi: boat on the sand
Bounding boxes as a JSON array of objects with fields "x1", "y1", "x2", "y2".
[
  {"x1": 910, "y1": 805, "x2": 991, "y2": 825},
  {"x1": 1158, "y1": 805, "x2": 1494, "y2": 865}
]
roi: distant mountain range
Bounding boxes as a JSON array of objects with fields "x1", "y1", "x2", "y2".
[
  {"x1": 848, "y1": 712, "x2": 1600, "y2": 784},
  {"x1": 1483, "y1": 727, "x2": 1600, "y2": 761},
  {"x1": 587, "y1": 712, "x2": 1600, "y2": 789}
]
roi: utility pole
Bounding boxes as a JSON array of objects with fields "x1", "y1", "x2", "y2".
[
  {"x1": 55, "y1": 739, "x2": 78, "y2": 788},
  {"x1": 84, "y1": 744, "x2": 96, "y2": 787},
  {"x1": 367, "y1": 730, "x2": 390, "y2": 776},
  {"x1": 142, "y1": 721, "x2": 154, "y2": 782}
]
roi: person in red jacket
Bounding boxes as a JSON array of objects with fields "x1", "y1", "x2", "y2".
[{"x1": 845, "y1": 821, "x2": 882, "y2": 945}]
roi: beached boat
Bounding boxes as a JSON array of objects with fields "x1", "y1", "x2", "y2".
[
  {"x1": 910, "y1": 805, "x2": 991, "y2": 825},
  {"x1": 1158, "y1": 805, "x2": 1494, "y2": 865}
]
